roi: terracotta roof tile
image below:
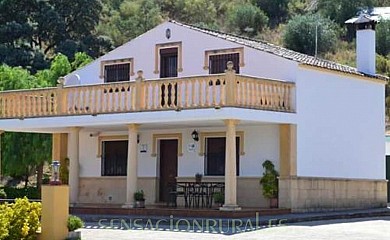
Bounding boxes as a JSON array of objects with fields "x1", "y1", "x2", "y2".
[{"x1": 171, "y1": 20, "x2": 388, "y2": 81}]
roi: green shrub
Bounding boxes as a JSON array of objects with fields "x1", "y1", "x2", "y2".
[
  {"x1": 2, "y1": 187, "x2": 40, "y2": 199},
  {"x1": 260, "y1": 160, "x2": 279, "y2": 199},
  {"x1": 0, "y1": 204, "x2": 12, "y2": 239},
  {"x1": 213, "y1": 192, "x2": 224, "y2": 204},
  {"x1": 134, "y1": 190, "x2": 145, "y2": 201},
  {"x1": 0, "y1": 189, "x2": 6, "y2": 199},
  {"x1": 283, "y1": 14, "x2": 339, "y2": 56},
  {"x1": 60, "y1": 157, "x2": 70, "y2": 184},
  {"x1": 67, "y1": 215, "x2": 84, "y2": 232},
  {"x1": 0, "y1": 197, "x2": 41, "y2": 240},
  {"x1": 228, "y1": 4, "x2": 269, "y2": 36}
]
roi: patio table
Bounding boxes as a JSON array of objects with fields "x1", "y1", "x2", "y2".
[{"x1": 173, "y1": 182, "x2": 224, "y2": 208}]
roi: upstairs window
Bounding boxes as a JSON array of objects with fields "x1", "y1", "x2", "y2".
[
  {"x1": 100, "y1": 58, "x2": 134, "y2": 83},
  {"x1": 104, "y1": 63, "x2": 130, "y2": 82},
  {"x1": 154, "y1": 42, "x2": 183, "y2": 77},
  {"x1": 209, "y1": 53, "x2": 240, "y2": 74},
  {"x1": 160, "y1": 47, "x2": 178, "y2": 78},
  {"x1": 204, "y1": 47, "x2": 245, "y2": 74}
]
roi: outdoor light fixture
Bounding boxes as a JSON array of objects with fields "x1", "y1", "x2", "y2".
[
  {"x1": 191, "y1": 130, "x2": 199, "y2": 142},
  {"x1": 50, "y1": 160, "x2": 61, "y2": 185},
  {"x1": 137, "y1": 134, "x2": 140, "y2": 144}
]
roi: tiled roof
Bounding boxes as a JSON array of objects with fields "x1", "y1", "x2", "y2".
[{"x1": 170, "y1": 20, "x2": 388, "y2": 81}]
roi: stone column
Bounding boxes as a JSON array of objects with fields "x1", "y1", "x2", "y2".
[
  {"x1": 52, "y1": 133, "x2": 68, "y2": 183},
  {"x1": 220, "y1": 119, "x2": 241, "y2": 211},
  {"x1": 123, "y1": 124, "x2": 139, "y2": 208},
  {"x1": 278, "y1": 124, "x2": 297, "y2": 209},
  {"x1": 68, "y1": 127, "x2": 80, "y2": 205}
]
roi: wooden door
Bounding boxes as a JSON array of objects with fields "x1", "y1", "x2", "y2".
[{"x1": 159, "y1": 139, "x2": 178, "y2": 202}]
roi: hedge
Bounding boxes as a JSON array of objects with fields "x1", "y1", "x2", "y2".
[
  {"x1": 0, "y1": 197, "x2": 41, "y2": 240},
  {"x1": 0, "y1": 187, "x2": 40, "y2": 200}
]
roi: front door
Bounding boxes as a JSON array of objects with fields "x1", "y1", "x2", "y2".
[
  {"x1": 159, "y1": 139, "x2": 178, "y2": 202},
  {"x1": 386, "y1": 156, "x2": 390, "y2": 202}
]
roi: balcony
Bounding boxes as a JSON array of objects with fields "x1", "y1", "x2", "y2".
[{"x1": 0, "y1": 68, "x2": 295, "y2": 120}]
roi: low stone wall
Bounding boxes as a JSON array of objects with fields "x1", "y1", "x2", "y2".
[
  {"x1": 79, "y1": 177, "x2": 157, "y2": 205},
  {"x1": 79, "y1": 176, "x2": 268, "y2": 207},
  {"x1": 279, "y1": 176, "x2": 388, "y2": 212}
]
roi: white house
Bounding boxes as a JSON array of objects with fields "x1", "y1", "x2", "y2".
[{"x1": 0, "y1": 19, "x2": 387, "y2": 212}]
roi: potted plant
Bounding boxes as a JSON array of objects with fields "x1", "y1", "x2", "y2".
[
  {"x1": 213, "y1": 192, "x2": 224, "y2": 207},
  {"x1": 67, "y1": 215, "x2": 84, "y2": 240},
  {"x1": 134, "y1": 189, "x2": 145, "y2": 208},
  {"x1": 259, "y1": 160, "x2": 279, "y2": 208},
  {"x1": 195, "y1": 173, "x2": 202, "y2": 183}
]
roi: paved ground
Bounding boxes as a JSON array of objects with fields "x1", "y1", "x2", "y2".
[{"x1": 80, "y1": 216, "x2": 390, "y2": 240}]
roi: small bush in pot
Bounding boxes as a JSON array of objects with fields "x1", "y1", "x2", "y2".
[
  {"x1": 213, "y1": 192, "x2": 224, "y2": 207},
  {"x1": 134, "y1": 189, "x2": 145, "y2": 208},
  {"x1": 259, "y1": 160, "x2": 279, "y2": 208},
  {"x1": 67, "y1": 215, "x2": 84, "y2": 240}
]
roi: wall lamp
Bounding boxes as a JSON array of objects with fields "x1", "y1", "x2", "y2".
[{"x1": 191, "y1": 130, "x2": 199, "y2": 142}]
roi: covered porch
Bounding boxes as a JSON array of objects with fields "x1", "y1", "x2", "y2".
[{"x1": 47, "y1": 118, "x2": 297, "y2": 211}]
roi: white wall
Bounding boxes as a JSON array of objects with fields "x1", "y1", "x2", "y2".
[
  {"x1": 78, "y1": 125, "x2": 280, "y2": 178},
  {"x1": 65, "y1": 21, "x2": 297, "y2": 85},
  {"x1": 386, "y1": 136, "x2": 390, "y2": 155},
  {"x1": 296, "y1": 67, "x2": 385, "y2": 179}
]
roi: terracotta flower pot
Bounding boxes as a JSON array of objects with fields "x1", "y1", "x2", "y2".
[{"x1": 270, "y1": 198, "x2": 278, "y2": 208}]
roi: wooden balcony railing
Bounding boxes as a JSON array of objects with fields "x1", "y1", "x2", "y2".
[{"x1": 0, "y1": 64, "x2": 295, "y2": 119}]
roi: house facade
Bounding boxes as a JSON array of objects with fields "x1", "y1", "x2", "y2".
[{"x1": 0, "y1": 20, "x2": 387, "y2": 212}]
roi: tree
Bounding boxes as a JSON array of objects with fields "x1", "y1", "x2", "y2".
[
  {"x1": 283, "y1": 14, "x2": 339, "y2": 56},
  {"x1": 0, "y1": 65, "x2": 51, "y2": 189},
  {"x1": 253, "y1": 0, "x2": 289, "y2": 26},
  {"x1": 0, "y1": 0, "x2": 111, "y2": 71},
  {"x1": 376, "y1": 20, "x2": 390, "y2": 57},
  {"x1": 227, "y1": 4, "x2": 268, "y2": 37},
  {"x1": 0, "y1": 52, "x2": 93, "y2": 189},
  {"x1": 317, "y1": 0, "x2": 374, "y2": 26},
  {"x1": 0, "y1": 65, "x2": 48, "y2": 91},
  {"x1": 2, "y1": 133, "x2": 51, "y2": 188},
  {"x1": 97, "y1": 0, "x2": 163, "y2": 46},
  {"x1": 35, "y1": 53, "x2": 93, "y2": 86}
]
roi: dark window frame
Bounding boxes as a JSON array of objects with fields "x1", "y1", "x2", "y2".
[
  {"x1": 204, "y1": 137, "x2": 240, "y2": 176},
  {"x1": 101, "y1": 140, "x2": 128, "y2": 176},
  {"x1": 209, "y1": 52, "x2": 240, "y2": 74},
  {"x1": 104, "y1": 62, "x2": 131, "y2": 83},
  {"x1": 160, "y1": 47, "x2": 178, "y2": 78}
]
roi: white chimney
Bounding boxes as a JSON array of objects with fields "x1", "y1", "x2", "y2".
[{"x1": 351, "y1": 15, "x2": 377, "y2": 75}]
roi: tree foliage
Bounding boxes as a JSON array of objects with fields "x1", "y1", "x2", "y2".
[
  {"x1": 0, "y1": 198, "x2": 41, "y2": 240},
  {"x1": 317, "y1": 0, "x2": 375, "y2": 25},
  {"x1": 283, "y1": 14, "x2": 339, "y2": 56},
  {"x1": 253, "y1": 0, "x2": 289, "y2": 26},
  {"x1": 376, "y1": 19, "x2": 390, "y2": 57},
  {"x1": 0, "y1": 52, "x2": 92, "y2": 186},
  {"x1": 228, "y1": 3, "x2": 268, "y2": 37},
  {"x1": 0, "y1": 0, "x2": 111, "y2": 72},
  {"x1": 97, "y1": 0, "x2": 163, "y2": 46}
]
